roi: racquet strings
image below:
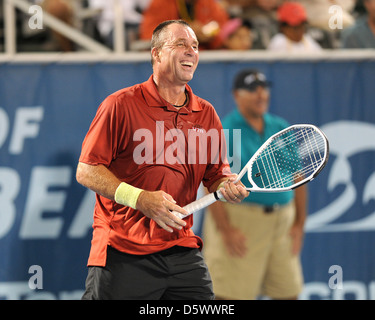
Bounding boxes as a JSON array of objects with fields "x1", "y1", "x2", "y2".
[{"x1": 251, "y1": 127, "x2": 326, "y2": 189}]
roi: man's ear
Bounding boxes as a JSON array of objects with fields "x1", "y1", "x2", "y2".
[{"x1": 151, "y1": 47, "x2": 161, "y2": 63}]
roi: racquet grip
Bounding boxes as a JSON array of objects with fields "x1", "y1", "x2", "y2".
[{"x1": 172, "y1": 191, "x2": 222, "y2": 219}]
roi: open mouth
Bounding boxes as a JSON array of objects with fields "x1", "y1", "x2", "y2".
[{"x1": 181, "y1": 61, "x2": 194, "y2": 68}]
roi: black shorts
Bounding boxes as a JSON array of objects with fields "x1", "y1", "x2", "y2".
[{"x1": 82, "y1": 246, "x2": 214, "y2": 300}]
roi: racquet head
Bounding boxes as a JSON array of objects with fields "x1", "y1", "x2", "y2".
[
  {"x1": 236, "y1": 124, "x2": 329, "y2": 192},
  {"x1": 173, "y1": 124, "x2": 329, "y2": 218}
]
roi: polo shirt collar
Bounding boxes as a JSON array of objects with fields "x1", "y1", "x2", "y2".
[{"x1": 141, "y1": 75, "x2": 203, "y2": 113}]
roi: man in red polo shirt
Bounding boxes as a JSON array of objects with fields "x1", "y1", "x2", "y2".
[{"x1": 76, "y1": 19, "x2": 248, "y2": 300}]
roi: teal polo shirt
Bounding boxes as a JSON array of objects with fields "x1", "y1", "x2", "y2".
[{"x1": 222, "y1": 109, "x2": 294, "y2": 206}]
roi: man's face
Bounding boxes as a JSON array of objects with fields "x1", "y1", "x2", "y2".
[
  {"x1": 234, "y1": 85, "x2": 270, "y2": 118},
  {"x1": 153, "y1": 23, "x2": 199, "y2": 85},
  {"x1": 281, "y1": 23, "x2": 306, "y2": 43},
  {"x1": 225, "y1": 26, "x2": 253, "y2": 50}
]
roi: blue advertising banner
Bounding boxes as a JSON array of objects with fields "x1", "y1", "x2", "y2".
[{"x1": 0, "y1": 57, "x2": 374, "y2": 299}]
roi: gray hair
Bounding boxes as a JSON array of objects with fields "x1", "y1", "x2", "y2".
[{"x1": 150, "y1": 20, "x2": 192, "y2": 65}]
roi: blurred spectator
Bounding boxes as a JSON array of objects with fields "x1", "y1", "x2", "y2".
[
  {"x1": 220, "y1": 0, "x2": 282, "y2": 13},
  {"x1": 139, "y1": 0, "x2": 229, "y2": 50},
  {"x1": 218, "y1": 18, "x2": 254, "y2": 50},
  {"x1": 341, "y1": 0, "x2": 375, "y2": 48},
  {"x1": 221, "y1": 0, "x2": 284, "y2": 49},
  {"x1": 295, "y1": 0, "x2": 355, "y2": 31},
  {"x1": 88, "y1": 0, "x2": 151, "y2": 50},
  {"x1": 294, "y1": 0, "x2": 356, "y2": 48},
  {"x1": 353, "y1": 0, "x2": 368, "y2": 17},
  {"x1": 41, "y1": 0, "x2": 75, "y2": 51},
  {"x1": 267, "y1": 2, "x2": 323, "y2": 53},
  {"x1": 257, "y1": 0, "x2": 284, "y2": 11}
]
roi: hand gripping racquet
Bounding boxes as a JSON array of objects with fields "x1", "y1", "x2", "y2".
[{"x1": 172, "y1": 124, "x2": 329, "y2": 219}]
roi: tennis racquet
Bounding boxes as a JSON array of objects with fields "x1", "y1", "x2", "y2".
[{"x1": 172, "y1": 124, "x2": 329, "y2": 219}]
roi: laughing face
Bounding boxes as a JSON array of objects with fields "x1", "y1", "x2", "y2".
[{"x1": 152, "y1": 23, "x2": 200, "y2": 86}]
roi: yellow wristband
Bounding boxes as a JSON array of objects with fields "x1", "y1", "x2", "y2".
[
  {"x1": 114, "y1": 182, "x2": 143, "y2": 209},
  {"x1": 217, "y1": 180, "x2": 227, "y2": 191},
  {"x1": 217, "y1": 180, "x2": 227, "y2": 202}
]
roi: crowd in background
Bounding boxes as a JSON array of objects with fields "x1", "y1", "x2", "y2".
[{"x1": 0, "y1": 0, "x2": 374, "y2": 53}]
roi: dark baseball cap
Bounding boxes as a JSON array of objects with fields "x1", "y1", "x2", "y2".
[{"x1": 233, "y1": 69, "x2": 271, "y2": 92}]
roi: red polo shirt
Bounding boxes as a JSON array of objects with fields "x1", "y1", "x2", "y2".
[{"x1": 79, "y1": 75, "x2": 230, "y2": 266}]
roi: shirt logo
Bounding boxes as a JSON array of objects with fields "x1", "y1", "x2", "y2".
[{"x1": 191, "y1": 124, "x2": 205, "y2": 134}]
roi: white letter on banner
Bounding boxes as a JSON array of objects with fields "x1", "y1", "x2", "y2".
[
  {"x1": 369, "y1": 281, "x2": 375, "y2": 300},
  {"x1": 9, "y1": 107, "x2": 44, "y2": 155},
  {"x1": 20, "y1": 166, "x2": 71, "y2": 239},
  {"x1": 332, "y1": 281, "x2": 366, "y2": 300},
  {"x1": 67, "y1": 189, "x2": 95, "y2": 238},
  {"x1": 0, "y1": 108, "x2": 9, "y2": 149},
  {"x1": 298, "y1": 282, "x2": 331, "y2": 300},
  {"x1": 0, "y1": 168, "x2": 20, "y2": 238}
]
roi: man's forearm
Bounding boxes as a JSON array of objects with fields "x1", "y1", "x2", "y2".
[{"x1": 76, "y1": 162, "x2": 120, "y2": 200}]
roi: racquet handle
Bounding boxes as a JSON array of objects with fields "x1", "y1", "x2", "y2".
[{"x1": 172, "y1": 191, "x2": 223, "y2": 219}]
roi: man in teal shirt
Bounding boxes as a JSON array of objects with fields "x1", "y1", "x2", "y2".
[
  {"x1": 203, "y1": 69, "x2": 307, "y2": 300},
  {"x1": 222, "y1": 109, "x2": 294, "y2": 208}
]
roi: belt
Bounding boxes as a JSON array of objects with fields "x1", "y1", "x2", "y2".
[
  {"x1": 107, "y1": 245, "x2": 195, "y2": 257},
  {"x1": 263, "y1": 204, "x2": 280, "y2": 213},
  {"x1": 157, "y1": 246, "x2": 195, "y2": 256},
  {"x1": 228, "y1": 202, "x2": 286, "y2": 214}
]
